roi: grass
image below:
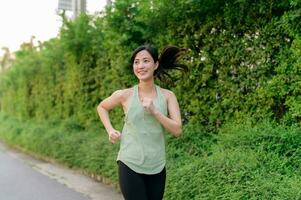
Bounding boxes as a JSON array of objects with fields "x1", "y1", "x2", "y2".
[{"x1": 0, "y1": 113, "x2": 301, "y2": 199}]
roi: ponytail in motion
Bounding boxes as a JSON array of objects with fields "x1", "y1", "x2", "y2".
[
  {"x1": 131, "y1": 45, "x2": 188, "y2": 81},
  {"x1": 156, "y1": 45, "x2": 188, "y2": 81}
]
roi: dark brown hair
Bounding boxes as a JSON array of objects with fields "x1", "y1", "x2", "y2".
[{"x1": 131, "y1": 45, "x2": 188, "y2": 81}]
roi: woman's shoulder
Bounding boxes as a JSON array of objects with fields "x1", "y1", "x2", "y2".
[
  {"x1": 158, "y1": 86, "x2": 176, "y2": 100},
  {"x1": 113, "y1": 87, "x2": 134, "y2": 101}
]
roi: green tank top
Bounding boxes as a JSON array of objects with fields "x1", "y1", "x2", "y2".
[{"x1": 117, "y1": 85, "x2": 168, "y2": 174}]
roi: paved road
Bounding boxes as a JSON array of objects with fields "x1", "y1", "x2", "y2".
[{"x1": 0, "y1": 141, "x2": 123, "y2": 200}]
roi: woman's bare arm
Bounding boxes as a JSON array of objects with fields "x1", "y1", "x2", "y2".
[{"x1": 96, "y1": 90, "x2": 124, "y2": 143}]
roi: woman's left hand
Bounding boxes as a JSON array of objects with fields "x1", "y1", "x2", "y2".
[{"x1": 141, "y1": 97, "x2": 156, "y2": 114}]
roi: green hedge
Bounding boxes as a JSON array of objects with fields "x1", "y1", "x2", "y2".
[
  {"x1": 0, "y1": 1, "x2": 301, "y2": 198},
  {"x1": 0, "y1": 0, "x2": 300, "y2": 129},
  {"x1": 1, "y1": 114, "x2": 300, "y2": 199}
]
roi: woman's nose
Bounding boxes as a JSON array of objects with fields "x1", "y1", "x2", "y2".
[{"x1": 137, "y1": 63, "x2": 145, "y2": 69}]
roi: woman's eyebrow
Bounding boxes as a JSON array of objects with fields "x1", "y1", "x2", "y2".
[{"x1": 135, "y1": 57, "x2": 150, "y2": 60}]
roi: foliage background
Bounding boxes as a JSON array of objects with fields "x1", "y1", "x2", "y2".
[{"x1": 0, "y1": 0, "x2": 301, "y2": 199}]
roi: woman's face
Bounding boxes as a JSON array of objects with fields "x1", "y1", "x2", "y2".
[{"x1": 133, "y1": 50, "x2": 158, "y2": 81}]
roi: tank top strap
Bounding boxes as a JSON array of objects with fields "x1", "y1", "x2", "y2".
[
  {"x1": 155, "y1": 85, "x2": 168, "y2": 115},
  {"x1": 131, "y1": 85, "x2": 140, "y2": 108},
  {"x1": 155, "y1": 85, "x2": 163, "y2": 103},
  {"x1": 124, "y1": 85, "x2": 139, "y2": 118},
  {"x1": 133, "y1": 85, "x2": 138, "y2": 97}
]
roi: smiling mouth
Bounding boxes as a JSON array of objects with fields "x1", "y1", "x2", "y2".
[{"x1": 138, "y1": 71, "x2": 147, "y2": 74}]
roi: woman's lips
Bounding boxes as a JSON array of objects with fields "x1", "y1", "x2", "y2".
[{"x1": 137, "y1": 71, "x2": 147, "y2": 74}]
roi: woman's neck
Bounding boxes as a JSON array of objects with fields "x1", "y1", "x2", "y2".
[{"x1": 138, "y1": 79, "x2": 155, "y2": 93}]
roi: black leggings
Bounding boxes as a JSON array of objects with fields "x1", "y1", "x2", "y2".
[{"x1": 118, "y1": 161, "x2": 166, "y2": 200}]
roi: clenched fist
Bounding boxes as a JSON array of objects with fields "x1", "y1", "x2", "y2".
[
  {"x1": 140, "y1": 97, "x2": 156, "y2": 114},
  {"x1": 107, "y1": 128, "x2": 121, "y2": 144}
]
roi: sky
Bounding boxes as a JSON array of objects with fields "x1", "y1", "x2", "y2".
[{"x1": 0, "y1": 0, "x2": 107, "y2": 56}]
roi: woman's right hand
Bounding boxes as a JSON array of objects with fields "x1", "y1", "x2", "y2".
[{"x1": 107, "y1": 128, "x2": 121, "y2": 144}]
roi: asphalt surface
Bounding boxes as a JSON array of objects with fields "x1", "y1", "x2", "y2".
[{"x1": 0, "y1": 141, "x2": 123, "y2": 200}]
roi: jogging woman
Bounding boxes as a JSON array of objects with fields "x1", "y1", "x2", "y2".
[{"x1": 97, "y1": 45, "x2": 187, "y2": 200}]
